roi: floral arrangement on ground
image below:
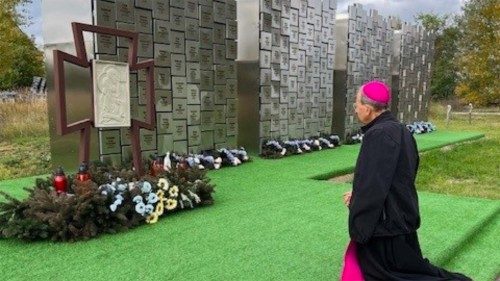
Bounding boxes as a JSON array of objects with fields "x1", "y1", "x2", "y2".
[{"x1": 0, "y1": 161, "x2": 215, "y2": 242}]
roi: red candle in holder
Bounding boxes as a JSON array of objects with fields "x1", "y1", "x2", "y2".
[
  {"x1": 76, "y1": 162, "x2": 91, "y2": 182},
  {"x1": 53, "y1": 167, "x2": 68, "y2": 194}
]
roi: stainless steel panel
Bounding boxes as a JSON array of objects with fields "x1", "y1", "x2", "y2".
[
  {"x1": 188, "y1": 126, "x2": 202, "y2": 146},
  {"x1": 170, "y1": 0, "x2": 185, "y2": 9},
  {"x1": 199, "y1": 5, "x2": 214, "y2": 28},
  {"x1": 214, "y1": 64, "x2": 227, "y2": 84},
  {"x1": 185, "y1": 18, "x2": 200, "y2": 40},
  {"x1": 201, "y1": 91, "x2": 215, "y2": 111},
  {"x1": 171, "y1": 54, "x2": 186, "y2": 76},
  {"x1": 187, "y1": 105, "x2": 201, "y2": 125},
  {"x1": 201, "y1": 111, "x2": 215, "y2": 131},
  {"x1": 201, "y1": 131, "x2": 214, "y2": 150},
  {"x1": 226, "y1": 79, "x2": 237, "y2": 98},
  {"x1": 157, "y1": 134, "x2": 174, "y2": 154},
  {"x1": 187, "y1": 63, "x2": 201, "y2": 83},
  {"x1": 214, "y1": 105, "x2": 226, "y2": 123},
  {"x1": 214, "y1": 44, "x2": 226, "y2": 64},
  {"x1": 173, "y1": 98, "x2": 188, "y2": 119},
  {"x1": 170, "y1": 31, "x2": 185, "y2": 53},
  {"x1": 172, "y1": 120, "x2": 187, "y2": 140},
  {"x1": 99, "y1": 130, "x2": 121, "y2": 155},
  {"x1": 135, "y1": 8, "x2": 152, "y2": 33},
  {"x1": 155, "y1": 67, "x2": 171, "y2": 90},
  {"x1": 213, "y1": 1, "x2": 226, "y2": 23},
  {"x1": 226, "y1": 0, "x2": 237, "y2": 20},
  {"x1": 170, "y1": 7, "x2": 185, "y2": 31},
  {"x1": 154, "y1": 43, "x2": 171, "y2": 66},
  {"x1": 172, "y1": 76, "x2": 187, "y2": 97},
  {"x1": 200, "y1": 70, "x2": 214, "y2": 90},
  {"x1": 214, "y1": 85, "x2": 227, "y2": 104},
  {"x1": 138, "y1": 33, "x2": 154, "y2": 57},
  {"x1": 157, "y1": 112, "x2": 174, "y2": 134},
  {"x1": 95, "y1": 0, "x2": 116, "y2": 27},
  {"x1": 186, "y1": 0, "x2": 199, "y2": 19},
  {"x1": 214, "y1": 23, "x2": 226, "y2": 44},
  {"x1": 199, "y1": 28, "x2": 213, "y2": 49},
  {"x1": 152, "y1": 0, "x2": 169, "y2": 20},
  {"x1": 116, "y1": 0, "x2": 135, "y2": 23},
  {"x1": 156, "y1": 90, "x2": 173, "y2": 111},
  {"x1": 140, "y1": 128, "x2": 157, "y2": 151},
  {"x1": 226, "y1": 20, "x2": 237, "y2": 39},
  {"x1": 173, "y1": 140, "x2": 188, "y2": 154},
  {"x1": 154, "y1": 19, "x2": 170, "y2": 43},
  {"x1": 226, "y1": 39, "x2": 237, "y2": 59},
  {"x1": 185, "y1": 40, "x2": 200, "y2": 61}
]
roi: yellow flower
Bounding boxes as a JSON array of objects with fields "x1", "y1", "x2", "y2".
[
  {"x1": 146, "y1": 213, "x2": 158, "y2": 224},
  {"x1": 165, "y1": 199, "x2": 177, "y2": 210},
  {"x1": 157, "y1": 178, "x2": 169, "y2": 190},
  {"x1": 169, "y1": 185, "x2": 179, "y2": 198},
  {"x1": 155, "y1": 200, "x2": 164, "y2": 216}
]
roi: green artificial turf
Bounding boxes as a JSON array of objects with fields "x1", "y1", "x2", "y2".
[{"x1": 0, "y1": 130, "x2": 498, "y2": 281}]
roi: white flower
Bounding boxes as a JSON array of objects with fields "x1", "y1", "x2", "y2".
[
  {"x1": 115, "y1": 194, "x2": 124, "y2": 201},
  {"x1": 181, "y1": 193, "x2": 193, "y2": 209},
  {"x1": 135, "y1": 202, "x2": 146, "y2": 215},
  {"x1": 128, "y1": 182, "x2": 136, "y2": 191},
  {"x1": 157, "y1": 178, "x2": 169, "y2": 190},
  {"x1": 141, "y1": 181, "x2": 152, "y2": 193},
  {"x1": 117, "y1": 184, "x2": 127, "y2": 192},
  {"x1": 110, "y1": 204, "x2": 118, "y2": 212},
  {"x1": 188, "y1": 190, "x2": 201, "y2": 204}
]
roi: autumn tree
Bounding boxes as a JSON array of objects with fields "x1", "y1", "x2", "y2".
[
  {"x1": 0, "y1": 0, "x2": 44, "y2": 90},
  {"x1": 416, "y1": 13, "x2": 460, "y2": 100},
  {"x1": 455, "y1": 0, "x2": 500, "y2": 106}
]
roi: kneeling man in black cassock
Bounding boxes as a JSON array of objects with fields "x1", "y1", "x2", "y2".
[{"x1": 344, "y1": 80, "x2": 471, "y2": 280}]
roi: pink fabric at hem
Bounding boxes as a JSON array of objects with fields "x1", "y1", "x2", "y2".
[{"x1": 340, "y1": 240, "x2": 364, "y2": 281}]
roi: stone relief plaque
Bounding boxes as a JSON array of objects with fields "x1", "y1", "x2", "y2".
[{"x1": 93, "y1": 60, "x2": 131, "y2": 128}]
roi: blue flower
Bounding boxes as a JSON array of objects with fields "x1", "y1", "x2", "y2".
[
  {"x1": 141, "y1": 181, "x2": 152, "y2": 193},
  {"x1": 135, "y1": 202, "x2": 146, "y2": 215},
  {"x1": 147, "y1": 193, "x2": 159, "y2": 204},
  {"x1": 132, "y1": 195, "x2": 143, "y2": 204},
  {"x1": 145, "y1": 204, "x2": 154, "y2": 214}
]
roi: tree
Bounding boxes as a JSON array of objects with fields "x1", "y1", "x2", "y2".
[
  {"x1": 455, "y1": 0, "x2": 500, "y2": 106},
  {"x1": 416, "y1": 13, "x2": 459, "y2": 100},
  {"x1": 0, "y1": 0, "x2": 44, "y2": 90}
]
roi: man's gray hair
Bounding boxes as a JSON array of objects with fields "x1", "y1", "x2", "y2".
[{"x1": 360, "y1": 93, "x2": 389, "y2": 111}]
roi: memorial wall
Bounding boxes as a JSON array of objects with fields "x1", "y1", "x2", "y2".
[
  {"x1": 332, "y1": 3, "x2": 394, "y2": 138},
  {"x1": 392, "y1": 22, "x2": 435, "y2": 123},
  {"x1": 90, "y1": 0, "x2": 238, "y2": 165},
  {"x1": 237, "y1": 0, "x2": 337, "y2": 152}
]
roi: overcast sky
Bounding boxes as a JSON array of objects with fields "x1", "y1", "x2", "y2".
[{"x1": 20, "y1": 0, "x2": 465, "y2": 47}]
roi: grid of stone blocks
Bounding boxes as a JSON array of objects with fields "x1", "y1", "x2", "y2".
[
  {"x1": 344, "y1": 4, "x2": 393, "y2": 134},
  {"x1": 395, "y1": 23, "x2": 435, "y2": 123},
  {"x1": 259, "y1": 0, "x2": 337, "y2": 143},
  {"x1": 92, "y1": 0, "x2": 238, "y2": 164}
]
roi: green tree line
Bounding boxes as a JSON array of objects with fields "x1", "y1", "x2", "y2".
[{"x1": 0, "y1": 0, "x2": 44, "y2": 90}]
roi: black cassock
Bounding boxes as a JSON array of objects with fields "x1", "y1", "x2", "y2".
[{"x1": 349, "y1": 111, "x2": 471, "y2": 281}]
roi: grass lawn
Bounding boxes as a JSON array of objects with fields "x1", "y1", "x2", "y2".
[
  {"x1": 416, "y1": 103, "x2": 500, "y2": 199},
  {"x1": 1, "y1": 130, "x2": 498, "y2": 281}
]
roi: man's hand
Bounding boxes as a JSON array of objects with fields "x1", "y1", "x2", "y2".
[{"x1": 343, "y1": 191, "x2": 352, "y2": 207}]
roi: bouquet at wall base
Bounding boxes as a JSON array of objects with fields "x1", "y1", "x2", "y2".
[
  {"x1": 344, "y1": 131, "x2": 364, "y2": 145},
  {"x1": 406, "y1": 121, "x2": 436, "y2": 134},
  {"x1": 0, "y1": 162, "x2": 215, "y2": 242},
  {"x1": 260, "y1": 134, "x2": 341, "y2": 159}
]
